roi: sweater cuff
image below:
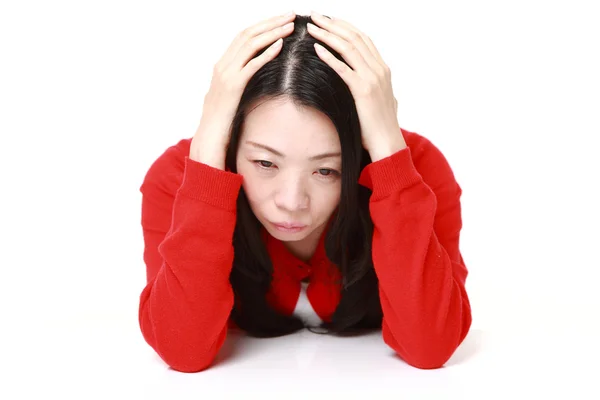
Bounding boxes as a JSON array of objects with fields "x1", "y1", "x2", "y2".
[
  {"x1": 177, "y1": 156, "x2": 243, "y2": 211},
  {"x1": 358, "y1": 146, "x2": 423, "y2": 199}
]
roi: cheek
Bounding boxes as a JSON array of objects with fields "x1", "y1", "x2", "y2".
[
  {"x1": 241, "y1": 173, "x2": 270, "y2": 204},
  {"x1": 237, "y1": 162, "x2": 256, "y2": 196},
  {"x1": 314, "y1": 184, "x2": 341, "y2": 213}
]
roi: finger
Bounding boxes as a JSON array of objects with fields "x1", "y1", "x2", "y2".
[
  {"x1": 232, "y1": 21, "x2": 294, "y2": 70},
  {"x1": 307, "y1": 22, "x2": 371, "y2": 75},
  {"x1": 219, "y1": 12, "x2": 295, "y2": 67},
  {"x1": 361, "y1": 33, "x2": 386, "y2": 66},
  {"x1": 310, "y1": 12, "x2": 381, "y2": 73},
  {"x1": 313, "y1": 42, "x2": 359, "y2": 90},
  {"x1": 241, "y1": 38, "x2": 284, "y2": 81},
  {"x1": 328, "y1": 16, "x2": 386, "y2": 66}
]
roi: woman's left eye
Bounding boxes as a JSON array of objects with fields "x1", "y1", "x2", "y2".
[{"x1": 317, "y1": 169, "x2": 339, "y2": 177}]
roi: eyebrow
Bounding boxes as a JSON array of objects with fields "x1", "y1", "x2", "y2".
[{"x1": 245, "y1": 140, "x2": 341, "y2": 161}]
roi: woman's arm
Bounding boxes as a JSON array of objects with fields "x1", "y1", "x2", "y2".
[
  {"x1": 359, "y1": 135, "x2": 472, "y2": 369},
  {"x1": 139, "y1": 142, "x2": 242, "y2": 372}
]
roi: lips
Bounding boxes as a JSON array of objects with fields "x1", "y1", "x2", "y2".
[{"x1": 273, "y1": 222, "x2": 307, "y2": 229}]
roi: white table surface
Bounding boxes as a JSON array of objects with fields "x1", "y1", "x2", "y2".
[{"x1": 4, "y1": 307, "x2": 598, "y2": 400}]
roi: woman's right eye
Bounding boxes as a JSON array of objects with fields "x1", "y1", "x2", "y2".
[{"x1": 254, "y1": 160, "x2": 274, "y2": 168}]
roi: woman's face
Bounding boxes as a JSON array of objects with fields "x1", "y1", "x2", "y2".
[{"x1": 236, "y1": 98, "x2": 342, "y2": 246}]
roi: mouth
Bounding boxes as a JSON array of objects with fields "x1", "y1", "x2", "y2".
[{"x1": 270, "y1": 221, "x2": 308, "y2": 233}]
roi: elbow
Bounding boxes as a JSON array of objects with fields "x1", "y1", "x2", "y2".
[
  {"x1": 402, "y1": 328, "x2": 470, "y2": 370},
  {"x1": 150, "y1": 331, "x2": 223, "y2": 373},
  {"x1": 139, "y1": 321, "x2": 222, "y2": 373},
  {"x1": 392, "y1": 300, "x2": 473, "y2": 370},
  {"x1": 402, "y1": 349, "x2": 453, "y2": 370},
  {"x1": 161, "y1": 352, "x2": 216, "y2": 373},
  {"x1": 138, "y1": 303, "x2": 228, "y2": 373},
  {"x1": 387, "y1": 337, "x2": 457, "y2": 370},
  {"x1": 151, "y1": 336, "x2": 224, "y2": 373},
  {"x1": 383, "y1": 325, "x2": 462, "y2": 370}
]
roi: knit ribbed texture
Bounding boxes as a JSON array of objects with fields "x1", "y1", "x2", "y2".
[
  {"x1": 358, "y1": 146, "x2": 423, "y2": 200},
  {"x1": 177, "y1": 156, "x2": 243, "y2": 212}
]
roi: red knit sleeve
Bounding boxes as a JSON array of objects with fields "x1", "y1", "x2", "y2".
[
  {"x1": 358, "y1": 133, "x2": 472, "y2": 369},
  {"x1": 138, "y1": 142, "x2": 243, "y2": 372}
]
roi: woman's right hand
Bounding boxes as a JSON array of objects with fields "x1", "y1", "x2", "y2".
[{"x1": 190, "y1": 12, "x2": 296, "y2": 168}]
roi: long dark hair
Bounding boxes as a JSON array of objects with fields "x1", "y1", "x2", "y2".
[{"x1": 224, "y1": 15, "x2": 383, "y2": 337}]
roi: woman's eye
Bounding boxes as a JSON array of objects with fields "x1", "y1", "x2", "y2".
[
  {"x1": 253, "y1": 161, "x2": 338, "y2": 177},
  {"x1": 255, "y1": 160, "x2": 273, "y2": 168},
  {"x1": 318, "y1": 169, "x2": 339, "y2": 177}
]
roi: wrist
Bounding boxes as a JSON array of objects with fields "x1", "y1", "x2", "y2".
[
  {"x1": 189, "y1": 145, "x2": 227, "y2": 171},
  {"x1": 368, "y1": 137, "x2": 407, "y2": 162}
]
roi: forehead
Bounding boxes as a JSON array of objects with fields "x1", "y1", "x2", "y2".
[{"x1": 242, "y1": 98, "x2": 340, "y2": 151}]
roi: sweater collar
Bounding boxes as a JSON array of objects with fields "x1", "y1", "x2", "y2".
[{"x1": 260, "y1": 212, "x2": 337, "y2": 281}]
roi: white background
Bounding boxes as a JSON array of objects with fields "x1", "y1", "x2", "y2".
[{"x1": 1, "y1": 0, "x2": 599, "y2": 398}]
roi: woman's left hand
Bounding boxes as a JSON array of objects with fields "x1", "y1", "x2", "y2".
[{"x1": 307, "y1": 11, "x2": 406, "y2": 161}]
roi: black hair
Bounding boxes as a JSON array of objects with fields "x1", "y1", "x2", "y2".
[{"x1": 225, "y1": 15, "x2": 383, "y2": 337}]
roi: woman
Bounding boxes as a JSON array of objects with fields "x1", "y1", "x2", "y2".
[{"x1": 138, "y1": 11, "x2": 472, "y2": 373}]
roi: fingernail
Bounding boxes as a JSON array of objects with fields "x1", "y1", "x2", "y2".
[{"x1": 284, "y1": 11, "x2": 295, "y2": 17}]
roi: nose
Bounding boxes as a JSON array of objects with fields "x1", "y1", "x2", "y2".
[{"x1": 274, "y1": 177, "x2": 309, "y2": 212}]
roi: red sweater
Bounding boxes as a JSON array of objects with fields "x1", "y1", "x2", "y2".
[{"x1": 138, "y1": 128, "x2": 472, "y2": 372}]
